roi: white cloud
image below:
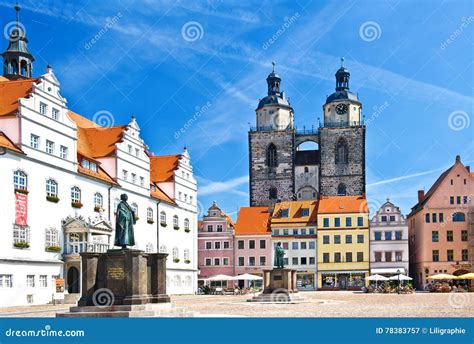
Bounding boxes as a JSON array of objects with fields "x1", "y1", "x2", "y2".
[{"x1": 198, "y1": 175, "x2": 248, "y2": 196}]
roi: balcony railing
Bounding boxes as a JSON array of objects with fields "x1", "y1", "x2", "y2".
[
  {"x1": 249, "y1": 125, "x2": 292, "y2": 132},
  {"x1": 320, "y1": 121, "x2": 364, "y2": 128},
  {"x1": 65, "y1": 242, "x2": 109, "y2": 255}
]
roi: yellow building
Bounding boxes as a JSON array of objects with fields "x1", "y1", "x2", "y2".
[
  {"x1": 271, "y1": 200, "x2": 318, "y2": 290},
  {"x1": 317, "y1": 196, "x2": 369, "y2": 290}
]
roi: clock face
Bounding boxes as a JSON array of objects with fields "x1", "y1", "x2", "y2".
[{"x1": 335, "y1": 103, "x2": 348, "y2": 115}]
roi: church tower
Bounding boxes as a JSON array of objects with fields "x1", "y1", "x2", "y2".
[
  {"x1": 249, "y1": 63, "x2": 295, "y2": 206},
  {"x1": 2, "y1": 3, "x2": 34, "y2": 79},
  {"x1": 319, "y1": 58, "x2": 366, "y2": 196}
]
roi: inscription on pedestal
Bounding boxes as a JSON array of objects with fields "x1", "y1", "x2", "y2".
[
  {"x1": 108, "y1": 267, "x2": 125, "y2": 280},
  {"x1": 273, "y1": 275, "x2": 282, "y2": 281}
]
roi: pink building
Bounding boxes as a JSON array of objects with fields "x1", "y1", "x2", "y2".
[
  {"x1": 197, "y1": 202, "x2": 234, "y2": 287},
  {"x1": 408, "y1": 156, "x2": 472, "y2": 289},
  {"x1": 234, "y1": 207, "x2": 272, "y2": 288}
]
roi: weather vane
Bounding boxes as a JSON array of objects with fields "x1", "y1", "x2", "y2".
[
  {"x1": 272, "y1": 61, "x2": 276, "y2": 72},
  {"x1": 340, "y1": 57, "x2": 344, "y2": 67}
]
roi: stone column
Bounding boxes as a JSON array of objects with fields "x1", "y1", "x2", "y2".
[{"x1": 77, "y1": 252, "x2": 101, "y2": 307}]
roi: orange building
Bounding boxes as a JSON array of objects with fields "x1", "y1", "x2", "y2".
[{"x1": 408, "y1": 156, "x2": 473, "y2": 289}]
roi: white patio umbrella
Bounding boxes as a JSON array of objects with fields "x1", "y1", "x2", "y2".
[
  {"x1": 366, "y1": 274, "x2": 389, "y2": 288},
  {"x1": 206, "y1": 274, "x2": 234, "y2": 281},
  {"x1": 389, "y1": 274, "x2": 412, "y2": 281},
  {"x1": 232, "y1": 273, "x2": 263, "y2": 281}
]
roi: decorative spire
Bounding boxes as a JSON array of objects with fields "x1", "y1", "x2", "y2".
[
  {"x1": 335, "y1": 58, "x2": 350, "y2": 91},
  {"x1": 266, "y1": 61, "x2": 281, "y2": 96},
  {"x1": 15, "y1": 1, "x2": 21, "y2": 29},
  {"x1": 340, "y1": 57, "x2": 344, "y2": 67},
  {"x1": 272, "y1": 61, "x2": 276, "y2": 73}
]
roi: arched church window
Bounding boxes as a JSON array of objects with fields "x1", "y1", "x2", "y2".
[
  {"x1": 337, "y1": 183, "x2": 347, "y2": 196},
  {"x1": 452, "y1": 212, "x2": 465, "y2": 222},
  {"x1": 266, "y1": 143, "x2": 278, "y2": 167},
  {"x1": 269, "y1": 187, "x2": 278, "y2": 200},
  {"x1": 304, "y1": 167, "x2": 309, "y2": 173},
  {"x1": 335, "y1": 138, "x2": 348, "y2": 164}
]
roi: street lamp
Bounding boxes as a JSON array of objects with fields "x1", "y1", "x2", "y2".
[{"x1": 397, "y1": 269, "x2": 401, "y2": 294}]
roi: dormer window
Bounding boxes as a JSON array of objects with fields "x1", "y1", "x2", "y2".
[
  {"x1": 281, "y1": 209, "x2": 289, "y2": 218},
  {"x1": 81, "y1": 159, "x2": 97, "y2": 172},
  {"x1": 89, "y1": 162, "x2": 97, "y2": 172},
  {"x1": 302, "y1": 208, "x2": 309, "y2": 216}
]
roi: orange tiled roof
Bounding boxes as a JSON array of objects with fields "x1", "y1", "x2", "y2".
[
  {"x1": 0, "y1": 78, "x2": 38, "y2": 116},
  {"x1": 318, "y1": 196, "x2": 368, "y2": 214},
  {"x1": 150, "y1": 155, "x2": 181, "y2": 182},
  {"x1": 68, "y1": 110, "x2": 101, "y2": 128},
  {"x1": 272, "y1": 200, "x2": 318, "y2": 225},
  {"x1": 0, "y1": 132, "x2": 23, "y2": 154},
  {"x1": 0, "y1": 76, "x2": 10, "y2": 82},
  {"x1": 151, "y1": 184, "x2": 176, "y2": 205},
  {"x1": 77, "y1": 164, "x2": 118, "y2": 185},
  {"x1": 76, "y1": 126, "x2": 127, "y2": 158},
  {"x1": 234, "y1": 207, "x2": 271, "y2": 235}
]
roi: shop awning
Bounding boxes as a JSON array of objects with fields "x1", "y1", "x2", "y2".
[
  {"x1": 370, "y1": 268, "x2": 406, "y2": 274},
  {"x1": 320, "y1": 270, "x2": 369, "y2": 274}
]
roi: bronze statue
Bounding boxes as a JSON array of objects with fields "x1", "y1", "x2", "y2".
[
  {"x1": 274, "y1": 242, "x2": 285, "y2": 268},
  {"x1": 114, "y1": 194, "x2": 136, "y2": 248}
]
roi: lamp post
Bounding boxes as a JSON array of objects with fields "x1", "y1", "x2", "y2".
[{"x1": 397, "y1": 269, "x2": 400, "y2": 294}]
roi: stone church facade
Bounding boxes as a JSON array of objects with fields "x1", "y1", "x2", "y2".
[{"x1": 249, "y1": 60, "x2": 366, "y2": 206}]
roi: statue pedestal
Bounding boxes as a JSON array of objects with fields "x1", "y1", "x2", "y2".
[
  {"x1": 57, "y1": 249, "x2": 180, "y2": 317},
  {"x1": 248, "y1": 269, "x2": 307, "y2": 303}
]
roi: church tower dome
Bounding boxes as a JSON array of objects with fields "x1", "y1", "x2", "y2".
[{"x1": 2, "y1": 2, "x2": 35, "y2": 79}]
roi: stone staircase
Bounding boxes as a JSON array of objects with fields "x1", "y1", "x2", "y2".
[{"x1": 57, "y1": 303, "x2": 194, "y2": 318}]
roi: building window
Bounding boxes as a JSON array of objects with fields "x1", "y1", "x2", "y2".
[
  {"x1": 266, "y1": 143, "x2": 278, "y2": 167},
  {"x1": 447, "y1": 230, "x2": 453, "y2": 242},
  {"x1": 374, "y1": 232, "x2": 381, "y2": 241},
  {"x1": 39, "y1": 275, "x2": 47, "y2": 288},
  {"x1": 346, "y1": 217, "x2": 352, "y2": 227},
  {"x1": 335, "y1": 138, "x2": 348, "y2": 164},
  {"x1": 128, "y1": 145, "x2": 133, "y2": 154},
  {"x1": 273, "y1": 229, "x2": 280, "y2": 236},
  {"x1": 292, "y1": 257, "x2": 298, "y2": 265},
  {"x1": 59, "y1": 145, "x2": 68, "y2": 159},
  {"x1": 70, "y1": 187, "x2": 81, "y2": 204},
  {"x1": 301, "y1": 242, "x2": 307, "y2": 250},
  {"x1": 146, "y1": 243, "x2": 154, "y2": 253},
  {"x1": 13, "y1": 170, "x2": 27, "y2": 190},
  {"x1": 346, "y1": 252, "x2": 352, "y2": 262},
  {"x1": 159, "y1": 245, "x2": 167, "y2": 253},
  {"x1": 281, "y1": 209, "x2": 289, "y2": 218},
  {"x1": 309, "y1": 257, "x2": 315, "y2": 265},
  {"x1": 334, "y1": 235, "x2": 341, "y2": 244},
  {"x1": 389, "y1": 215, "x2": 395, "y2": 222},
  {"x1": 462, "y1": 249, "x2": 468, "y2": 261},
  {"x1": 337, "y1": 183, "x2": 347, "y2": 196},
  {"x1": 184, "y1": 249, "x2": 190, "y2": 261},
  {"x1": 238, "y1": 257, "x2": 244, "y2": 266},
  {"x1": 269, "y1": 187, "x2": 278, "y2": 200},
  {"x1": 147, "y1": 208, "x2": 153, "y2": 222},
  {"x1": 249, "y1": 257, "x2": 255, "y2": 266},
  {"x1": 334, "y1": 218, "x2": 340, "y2": 227},
  {"x1": 300, "y1": 257, "x2": 307, "y2": 265},
  {"x1": 323, "y1": 218, "x2": 329, "y2": 227},
  {"x1": 425, "y1": 213, "x2": 430, "y2": 223},
  {"x1": 432, "y1": 213, "x2": 437, "y2": 223},
  {"x1": 172, "y1": 247, "x2": 179, "y2": 260},
  {"x1": 0, "y1": 275, "x2": 13, "y2": 288},
  {"x1": 249, "y1": 240, "x2": 255, "y2": 249},
  {"x1": 160, "y1": 211, "x2": 166, "y2": 225},
  {"x1": 13, "y1": 225, "x2": 30, "y2": 245},
  {"x1": 447, "y1": 250, "x2": 454, "y2": 262},
  {"x1": 456, "y1": 196, "x2": 461, "y2": 204},
  {"x1": 452, "y1": 212, "x2": 465, "y2": 222},
  {"x1": 140, "y1": 176, "x2": 144, "y2": 186},
  {"x1": 122, "y1": 170, "x2": 128, "y2": 181},
  {"x1": 224, "y1": 241, "x2": 230, "y2": 249},
  {"x1": 384, "y1": 232, "x2": 391, "y2": 241},
  {"x1": 283, "y1": 229, "x2": 289, "y2": 236},
  {"x1": 26, "y1": 275, "x2": 35, "y2": 288},
  {"x1": 52, "y1": 108, "x2": 59, "y2": 120},
  {"x1": 461, "y1": 230, "x2": 468, "y2": 241},
  {"x1": 345, "y1": 235, "x2": 352, "y2": 244},
  {"x1": 173, "y1": 215, "x2": 179, "y2": 228},
  {"x1": 135, "y1": 148, "x2": 140, "y2": 157},
  {"x1": 39, "y1": 102, "x2": 47, "y2": 115},
  {"x1": 259, "y1": 256, "x2": 266, "y2": 266},
  {"x1": 385, "y1": 252, "x2": 392, "y2": 262},
  {"x1": 323, "y1": 235, "x2": 329, "y2": 244},
  {"x1": 357, "y1": 217, "x2": 363, "y2": 226},
  {"x1": 207, "y1": 225, "x2": 213, "y2": 232},
  {"x1": 260, "y1": 240, "x2": 266, "y2": 249},
  {"x1": 301, "y1": 228, "x2": 307, "y2": 235},
  {"x1": 131, "y1": 173, "x2": 137, "y2": 184},
  {"x1": 302, "y1": 208, "x2": 309, "y2": 216},
  {"x1": 450, "y1": 196, "x2": 454, "y2": 204},
  {"x1": 463, "y1": 196, "x2": 468, "y2": 204},
  {"x1": 395, "y1": 251, "x2": 403, "y2": 262},
  {"x1": 381, "y1": 215, "x2": 387, "y2": 222},
  {"x1": 46, "y1": 179, "x2": 58, "y2": 197},
  {"x1": 223, "y1": 257, "x2": 229, "y2": 266},
  {"x1": 217, "y1": 225, "x2": 223, "y2": 232},
  {"x1": 334, "y1": 252, "x2": 341, "y2": 263},
  {"x1": 357, "y1": 234, "x2": 364, "y2": 243},
  {"x1": 45, "y1": 227, "x2": 59, "y2": 248},
  {"x1": 323, "y1": 253, "x2": 329, "y2": 263},
  {"x1": 374, "y1": 252, "x2": 382, "y2": 262},
  {"x1": 214, "y1": 242, "x2": 221, "y2": 250},
  {"x1": 238, "y1": 240, "x2": 244, "y2": 249},
  {"x1": 395, "y1": 231, "x2": 402, "y2": 240},
  {"x1": 94, "y1": 193, "x2": 103, "y2": 208},
  {"x1": 184, "y1": 219, "x2": 189, "y2": 231},
  {"x1": 357, "y1": 252, "x2": 363, "y2": 262},
  {"x1": 432, "y1": 231, "x2": 439, "y2": 242},
  {"x1": 205, "y1": 242, "x2": 212, "y2": 250},
  {"x1": 205, "y1": 258, "x2": 211, "y2": 266},
  {"x1": 432, "y1": 250, "x2": 439, "y2": 262},
  {"x1": 30, "y1": 134, "x2": 39, "y2": 149},
  {"x1": 292, "y1": 242, "x2": 299, "y2": 250},
  {"x1": 46, "y1": 140, "x2": 54, "y2": 154}
]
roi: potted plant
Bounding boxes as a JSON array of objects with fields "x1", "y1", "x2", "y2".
[
  {"x1": 184, "y1": 259, "x2": 191, "y2": 264},
  {"x1": 173, "y1": 225, "x2": 180, "y2": 230},
  {"x1": 185, "y1": 228, "x2": 191, "y2": 233},
  {"x1": 173, "y1": 258, "x2": 180, "y2": 263},
  {"x1": 45, "y1": 245, "x2": 61, "y2": 252},
  {"x1": 134, "y1": 216, "x2": 140, "y2": 221},
  {"x1": 160, "y1": 222, "x2": 167, "y2": 227},
  {"x1": 15, "y1": 188, "x2": 29, "y2": 195},
  {"x1": 147, "y1": 219, "x2": 155, "y2": 224},
  {"x1": 71, "y1": 201, "x2": 83, "y2": 209},
  {"x1": 46, "y1": 195, "x2": 60, "y2": 203},
  {"x1": 13, "y1": 242, "x2": 30, "y2": 249},
  {"x1": 94, "y1": 205, "x2": 103, "y2": 212}
]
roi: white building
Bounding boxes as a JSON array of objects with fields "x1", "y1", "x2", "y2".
[
  {"x1": 0, "y1": 6, "x2": 197, "y2": 306},
  {"x1": 369, "y1": 199, "x2": 409, "y2": 276}
]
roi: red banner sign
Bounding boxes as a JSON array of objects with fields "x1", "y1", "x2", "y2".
[{"x1": 15, "y1": 192, "x2": 28, "y2": 225}]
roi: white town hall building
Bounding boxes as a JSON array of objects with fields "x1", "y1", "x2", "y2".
[{"x1": 0, "y1": 5, "x2": 198, "y2": 306}]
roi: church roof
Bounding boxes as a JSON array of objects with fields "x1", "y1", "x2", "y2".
[
  {"x1": 271, "y1": 200, "x2": 318, "y2": 226},
  {"x1": 318, "y1": 196, "x2": 368, "y2": 214},
  {"x1": 257, "y1": 94, "x2": 291, "y2": 109},
  {"x1": 150, "y1": 155, "x2": 181, "y2": 182},
  {"x1": 234, "y1": 207, "x2": 271, "y2": 236},
  {"x1": 325, "y1": 90, "x2": 360, "y2": 104}
]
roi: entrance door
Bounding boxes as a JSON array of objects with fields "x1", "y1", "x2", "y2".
[
  {"x1": 339, "y1": 276, "x2": 348, "y2": 290},
  {"x1": 67, "y1": 266, "x2": 80, "y2": 293}
]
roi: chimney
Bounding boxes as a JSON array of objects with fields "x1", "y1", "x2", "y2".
[
  {"x1": 466, "y1": 166, "x2": 470, "y2": 172},
  {"x1": 418, "y1": 190, "x2": 425, "y2": 203},
  {"x1": 455, "y1": 155, "x2": 461, "y2": 164}
]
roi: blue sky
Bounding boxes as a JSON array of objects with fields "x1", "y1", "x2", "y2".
[{"x1": 2, "y1": 0, "x2": 472, "y2": 219}]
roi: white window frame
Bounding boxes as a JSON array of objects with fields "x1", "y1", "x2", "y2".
[
  {"x1": 160, "y1": 211, "x2": 166, "y2": 224},
  {"x1": 0, "y1": 275, "x2": 13, "y2": 288},
  {"x1": 45, "y1": 140, "x2": 55, "y2": 154},
  {"x1": 46, "y1": 179, "x2": 58, "y2": 197},
  {"x1": 30, "y1": 134, "x2": 39, "y2": 149},
  {"x1": 59, "y1": 145, "x2": 68, "y2": 159},
  {"x1": 147, "y1": 207, "x2": 153, "y2": 221},
  {"x1": 94, "y1": 193, "x2": 103, "y2": 207},
  {"x1": 205, "y1": 258, "x2": 212, "y2": 266},
  {"x1": 13, "y1": 225, "x2": 30, "y2": 244},
  {"x1": 45, "y1": 227, "x2": 59, "y2": 248},
  {"x1": 52, "y1": 107, "x2": 59, "y2": 120},
  {"x1": 39, "y1": 275, "x2": 47, "y2": 288},
  {"x1": 39, "y1": 102, "x2": 47, "y2": 115},
  {"x1": 71, "y1": 186, "x2": 81, "y2": 203},
  {"x1": 26, "y1": 275, "x2": 35, "y2": 288},
  {"x1": 13, "y1": 170, "x2": 27, "y2": 190},
  {"x1": 184, "y1": 218, "x2": 190, "y2": 230}
]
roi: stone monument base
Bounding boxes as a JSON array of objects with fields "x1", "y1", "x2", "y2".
[{"x1": 57, "y1": 303, "x2": 193, "y2": 318}]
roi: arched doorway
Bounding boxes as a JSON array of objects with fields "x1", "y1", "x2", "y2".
[
  {"x1": 67, "y1": 266, "x2": 80, "y2": 293},
  {"x1": 295, "y1": 141, "x2": 319, "y2": 200}
]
